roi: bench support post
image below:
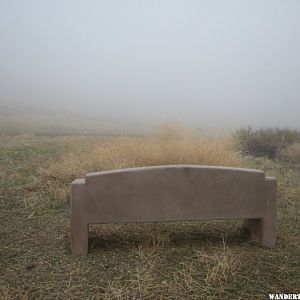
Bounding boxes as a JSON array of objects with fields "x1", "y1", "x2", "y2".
[
  {"x1": 71, "y1": 181, "x2": 88, "y2": 256},
  {"x1": 261, "y1": 177, "x2": 277, "y2": 247},
  {"x1": 243, "y1": 177, "x2": 276, "y2": 248},
  {"x1": 71, "y1": 221, "x2": 88, "y2": 256}
]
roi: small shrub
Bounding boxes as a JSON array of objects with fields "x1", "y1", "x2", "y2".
[
  {"x1": 281, "y1": 142, "x2": 300, "y2": 163},
  {"x1": 235, "y1": 127, "x2": 300, "y2": 159}
]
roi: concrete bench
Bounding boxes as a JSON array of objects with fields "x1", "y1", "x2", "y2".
[{"x1": 70, "y1": 165, "x2": 276, "y2": 256}]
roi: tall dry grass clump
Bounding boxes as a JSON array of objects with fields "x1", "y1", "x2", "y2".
[{"x1": 41, "y1": 124, "x2": 242, "y2": 186}]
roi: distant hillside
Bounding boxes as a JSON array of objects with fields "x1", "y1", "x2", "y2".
[{"x1": 0, "y1": 102, "x2": 153, "y2": 136}]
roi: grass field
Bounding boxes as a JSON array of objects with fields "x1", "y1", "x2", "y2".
[{"x1": 0, "y1": 132, "x2": 299, "y2": 299}]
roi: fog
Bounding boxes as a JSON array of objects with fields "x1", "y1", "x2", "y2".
[{"x1": 1, "y1": 0, "x2": 300, "y2": 132}]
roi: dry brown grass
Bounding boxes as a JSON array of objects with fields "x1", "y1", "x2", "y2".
[
  {"x1": 172, "y1": 242, "x2": 241, "y2": 296},
  {"x1": 2, "y1": 131, "x2": 299, "y2": 299},
  {"x1": 41, "y1": 124, "x2": 242, "y2": 186},
  {"x1": 102, "y1": 246, "x2": 241, "y2": 300}
]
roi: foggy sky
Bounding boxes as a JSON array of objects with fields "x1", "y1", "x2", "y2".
[{"x1": 1, "y1": 0, "x2": 300, "y2": 129}]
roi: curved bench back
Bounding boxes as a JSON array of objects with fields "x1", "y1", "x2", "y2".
[{"x1": 75, "y1": 165, "x2": 267, "y2": 223}]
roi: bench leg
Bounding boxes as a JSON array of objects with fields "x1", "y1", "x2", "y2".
[
  {"x1": 71, "y1": 221, "x2": 89, "y2": 256},
  {"x1": 242, "y1": 218, "x2": 262, "y2": 241},
  {"x1": 261, "y1": 177, "x2": 277, "y2": 248},
  {"x1": 71, "y1": 180, "x2": 89, "y2": 256},
  {"x1": 243, "y1": 178, "x2": 277, "y2": 248},
  {"x1": 243, "y1": 217, "x2": 276, "y2": 248},
  {"x1": 261, "y1": 215, "x2": 276, "y2": 248}
]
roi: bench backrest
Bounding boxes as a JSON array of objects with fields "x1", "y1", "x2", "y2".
[{"x1": 72, "y1": 165, "x2": 269, "y2": 223}]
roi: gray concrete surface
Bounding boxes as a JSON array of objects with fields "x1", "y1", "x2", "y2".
[{"x1": 71, "y1": 165, "x2": 277, "y2": 256}]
